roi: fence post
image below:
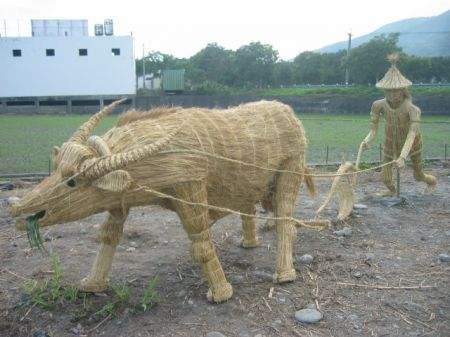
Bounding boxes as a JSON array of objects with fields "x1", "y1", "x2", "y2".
[
  {"x1": 396, "y1": 168, "x2": 400, "y2": 198},
  {"x1": 325, "y1": 145, "x2": 329, "y2": 165},
  {"x1": 379, "y1": 143, "x2": 382, "y2": 164},
  {"x1": 48, "y1": 158, "x2": 51, "y2": 176},
  {"x1": 445, "y1": 144, "x2": 448, "y2": 161}
]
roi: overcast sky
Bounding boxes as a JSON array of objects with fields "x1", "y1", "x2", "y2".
[{"x1": 1, "y1": 0, "x2": 449, "y2": 60}]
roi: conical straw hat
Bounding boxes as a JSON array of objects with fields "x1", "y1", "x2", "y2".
[{"x1": 376, "y1": 53, "x2": 412, "y2": 89}]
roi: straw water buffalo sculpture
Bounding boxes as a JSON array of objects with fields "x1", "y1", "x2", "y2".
[{"x1": 10, "y1": 99, "x2": 314, "y2": 303}]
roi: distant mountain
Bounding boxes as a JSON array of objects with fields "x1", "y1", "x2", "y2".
[{"x1": 319, "y1": 10, "x2": 450, "y2": 57}]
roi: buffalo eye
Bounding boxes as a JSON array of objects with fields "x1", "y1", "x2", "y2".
[{"x1": 66, "y1": 179, "x2": 76, "y2": 188}]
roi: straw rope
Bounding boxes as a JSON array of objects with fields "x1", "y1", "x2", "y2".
[
  {"x1": 156, "y1": 148, "x2": 421, "y2": 178},
  {"x1": 134, "y1": 184, "x2": 330, "y2": 230}
]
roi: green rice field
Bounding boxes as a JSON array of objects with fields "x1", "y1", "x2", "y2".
[{"x1": 0, "y1": 113, "x2": 449, "y2": 174}]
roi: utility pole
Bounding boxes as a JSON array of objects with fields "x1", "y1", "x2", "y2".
[
  {"x1": 142, "y1": 44, "x2": 146, "y2": 89},
  {"x1": 3, "y1": 20, "x2": 6, "y2": 37},
  {"x1": 345, "y1": 32, "x2": 352, "y2": 85}
]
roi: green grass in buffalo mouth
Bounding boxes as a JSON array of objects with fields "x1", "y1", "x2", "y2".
[{"x1": 26, "y1": 211, "x2": 46, "y2": 251}]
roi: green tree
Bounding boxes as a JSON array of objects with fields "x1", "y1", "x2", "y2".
[
  {"x1": 135, "y1": 51, "x2": 187, "y2": 76},
  {"x1": 187, "y1": 43, "x2": 236, "y2": 86},
  {"x1": 273, "y1": 61, "x2": 295, "y2": 86},
  {"x1": 234, "y1": 42, "x2": 279, "y2": 87},
  {"x1": 347, "y1": 33, "x2": 401, "y2": 84}
]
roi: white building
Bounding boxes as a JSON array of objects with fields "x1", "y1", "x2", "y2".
[{"x1": 0, "y1": 19, "x2": 135, "y2": 98}]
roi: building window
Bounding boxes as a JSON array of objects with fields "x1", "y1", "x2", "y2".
[
  {"x1": 12, "y1": 49, "x2": 22, "y2": 57},
  {"x1": 111, "y1": 48, "x2": 120, "y2": 56},
  {"x1": 46, "y1": 49, "x2": 55, "y2": 56},
  {"x1": 79, "y1": 49, "x2": 88, "y2": 56}
]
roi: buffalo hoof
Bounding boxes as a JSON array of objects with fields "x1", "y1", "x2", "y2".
[
  {"x1": 274, "y1": 268, "x2": 296, "y2": 284},
  {"x1": 206, "y1": 282, "x2": 233, "y2": 303},
  {"x1": 241, "y1": 237, "x2": 260, "y2": 248},
  {"x1": 78, "y1": 277, "x2": 109, "y2": 293},
  {"x1": 424, "y1": 175, "x2": 437, "y2": 194}
]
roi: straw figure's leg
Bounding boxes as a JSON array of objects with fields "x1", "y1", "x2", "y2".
[
  {"x1": 79, "y1": 209, "x2": 128, "y2": 292},
  {"x1": 273, "y1": 159, "x2": 302, "y2": 284},
  {"x1": 241, "y1": 205, "x2": 260, "y2": 248},
  {"x1": 381, "y1": 146, "x2": 397, "y2": 196},
  {"x1": 410, "y1": 143, "x2": 437, "y2": 193},
  {"x1": 173, "y1": 181, "x2": 233, "y2": 303}
]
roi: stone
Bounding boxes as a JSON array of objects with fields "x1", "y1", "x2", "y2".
[
  {"x1": 438, "y1": 253, "x2": 450, "y2": 262},
  {"x1": 445, "y1": 230, "x2": 450, "y2": 237},
  {"x1": 126, "y1": 247, "x2": 136, "y2": 252},
  {"x1": 277, "y1": 296, "x2": 286, "y2": 304},
  {"x1": 353, "y1": 204, "x2": 367, "y2": 209},
  {"x1": 334, "y1": 227, "x2": 352, "y2": 237},
  {"x1": 8, "y1": 196, "x2": 20, "y2": 205},
  {"x1": 298, "y1": 254, "x2": 314, "y2": 264},
  {"x1": 129, "y1": 241, "x2": 138, "y2": 248},
  {"x1": 365, "y1": 253, "x2": 375, "y2": 262},
  {"x1": 295, "y1": 308, "x2": 323, "y2": 324},
  {"x1": 206, "y1": 332, "x2": 226, "y2": 337},
  {"x1": 352, "y1": 271, "x2": 362, "y2": 278}
]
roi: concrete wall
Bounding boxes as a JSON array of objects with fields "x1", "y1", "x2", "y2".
[
  {"x1": 0, "y1": 96, "x2": 134, "y2": 114},
  {"x1": 0, "y1": 35, "x2": 135, "y2": 97}
]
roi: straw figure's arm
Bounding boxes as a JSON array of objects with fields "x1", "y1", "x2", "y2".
[
  {"x1": 396, "y1": 105, "x2": 421, "y2": 169},
  {"x1": 361, "y1": 101, "x2": 382, "y2": 150}
]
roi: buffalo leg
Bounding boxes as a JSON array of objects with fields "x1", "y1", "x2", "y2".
[
  {"x1": 79, "y1": 209, "x2": 128, "y2": 292},
  {"x1": 241, "y1": 205, "x2": 260, "y2": 248},
  {"x1": 173, "y1": 181, "x2": 232, "y2": 303},
  {"x1": 273, "y1": 159, "x2": 302, "y2": 283}
]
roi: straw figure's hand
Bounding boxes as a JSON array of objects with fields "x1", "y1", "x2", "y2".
[
  {"x1": 395, "y1": 157, "x2": 406, "y2": 169},
  {"x1": 360, "y1": 140, "x2": 370, "y2": 150}
]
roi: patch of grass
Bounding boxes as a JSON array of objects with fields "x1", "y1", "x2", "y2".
[
  {"x1": 21, "y1": 258, "x2": 160, "y2": 323},
  {"x1": 22, "y1": 255, "x2": 78, "y2": 310},
  {"x1": 140, "y1": 277, "x2": 159, "y2": 312},
  {"x1": 94, "y1": 277, "x2": 159, "y2": 318},
  {"x1": 94, "y1": 283, "x2": 132, "y2": 318},
  {"x1": 255, "y1": 85, "x2": 450, "y2": 97}
]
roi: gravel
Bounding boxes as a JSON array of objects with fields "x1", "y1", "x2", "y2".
[{"x1": 206, "y1": 332, "x2": 226, "y2": 337}]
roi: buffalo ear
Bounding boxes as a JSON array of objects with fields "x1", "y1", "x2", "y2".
[
  {"x1": 52, "y1": 146, "x2": 60, "y2": 158},
  {"x1": 92, "y1": 170, "x2": 133, "y2": 192},
  {"x1": 52, "y1": 146, "x2": 61, "y2": 168}
]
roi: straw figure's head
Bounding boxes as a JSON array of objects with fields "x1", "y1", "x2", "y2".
[
  {"x1": 10, "y1": 99, "x2": 140, "y2": 230},
  {"x1": 376, "y1": 53, "x2": 412, "y2": 109}
]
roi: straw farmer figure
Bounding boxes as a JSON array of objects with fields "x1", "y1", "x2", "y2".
[{"x1": 359, "y1": 54, "x2": 437, "y2": 195}]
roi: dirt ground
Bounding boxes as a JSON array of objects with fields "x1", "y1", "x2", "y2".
[{"x1": 0, "y1": 162, "x2": 449, "y2": 337}]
